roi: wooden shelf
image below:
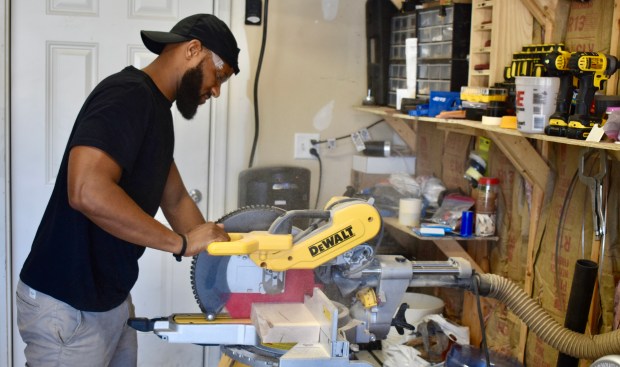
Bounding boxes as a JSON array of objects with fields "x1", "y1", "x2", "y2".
[
  {"x1": 357, "y1": 105, "x2": 620, "y2": 155},
  {"x1": 475, "y1": 0, "x2": 493, "y2": 8},
  {"x1": 470, "y1": 70, "x2": 491, "y2": 76},
  {"x1": 473, "y1": 24, "x2": 493, "y2": 31},
  {"x1": 383, "y1": 217, "x2": 499, "y2": 242},
  {"x1": 383, "y1": 217, "x2": 487, "y2": 277},
  {"x1": 468, "y1": 0, "x2": 533, "y2": 87},
  {"x1": 472, "y1": 47, "x2": 492, "y2": 53}
]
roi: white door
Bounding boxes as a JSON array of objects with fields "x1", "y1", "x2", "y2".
[{"x1": 11, "y1": 1, "x2": 227, "y2": 366}]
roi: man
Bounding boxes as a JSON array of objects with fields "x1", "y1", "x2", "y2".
[{"x1": 16, "y1": 14, "x2": 238, "y2": 366}]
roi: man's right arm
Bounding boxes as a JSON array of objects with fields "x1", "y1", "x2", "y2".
[
  {"x1": 159, "y1": 161, "x2": 230, "y2": 257},
  {"x1": 67, "y1": 145, "x2": 186, "y2": 254}
]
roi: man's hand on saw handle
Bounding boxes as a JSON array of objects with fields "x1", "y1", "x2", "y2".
[{"x1": 182, "y1": 222, "x2": 230, "y2": 258}]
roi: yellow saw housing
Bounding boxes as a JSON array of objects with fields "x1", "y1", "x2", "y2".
[{"x1": 207, "y1": 198, "x2": 382, "y2": 272}]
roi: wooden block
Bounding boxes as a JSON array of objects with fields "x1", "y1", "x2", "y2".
[
  {"x1": 251, "y1": 303, "x2": 320, "y2": 343},
  {"x1": 218, "y1": 354, "x2": 249, "y2": 367}
]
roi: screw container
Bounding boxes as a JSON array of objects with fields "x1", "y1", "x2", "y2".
[{"x1": 475, "y1": 177, "x2": 499, "y2": 236}]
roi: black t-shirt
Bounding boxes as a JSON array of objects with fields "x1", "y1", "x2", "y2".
[{"x1": 20, "y1": 66, "x2": 174, "y2": 312}]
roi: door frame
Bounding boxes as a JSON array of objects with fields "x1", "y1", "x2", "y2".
[
  {"x1": 1, "y1": 0, "x2": 10, "y2": 365},
  {"x1": 0, "y1": 1, "x2": 231, "y2": 365},
  {"x1": 208, "y1": 0, "x2": 231, "y2": 220}
]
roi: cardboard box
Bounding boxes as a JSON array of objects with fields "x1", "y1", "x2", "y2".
[
  {"x1": 352, "y1": 154, "x2": 416, "y2": 174},
  {"x1": 251, "y1": 303, "x2": 320, "y2": 343}
]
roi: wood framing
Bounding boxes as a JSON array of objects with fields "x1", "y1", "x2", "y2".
[
  {"x1": 519, "y1": 0, "x2": 571, "y2": 43},
  {"x1": 484, "y1": 132, "x2": 550, "y2": 191}
]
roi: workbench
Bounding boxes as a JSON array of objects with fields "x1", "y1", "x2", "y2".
[{"x1": 357, "y1": 105, "x2": 620, "y2": 363}]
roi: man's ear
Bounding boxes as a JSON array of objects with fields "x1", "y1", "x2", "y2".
[{"x1": 186, "y1": 39, "x2": 203, "y2": 59}]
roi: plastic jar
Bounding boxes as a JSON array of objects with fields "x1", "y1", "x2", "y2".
[{"x1": 475, "y1": 177, "x2": 499, "y2": 236}]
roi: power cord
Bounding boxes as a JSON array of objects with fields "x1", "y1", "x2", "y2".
[
  {"x1": 472, "y1": 274, "x2": 491, "y2": 367},
  {"x1": 307, "y1": 118, "x2": 385, "y2": 210},
  {"x1": 310, "y1": 147, "x2": 322, "y2": 209},
  {"x1": 248, "y1": 0, "x2": 270, "y2": 168},
  {"x1": 310, "y1": 119, "x2": 385, "y2": 146}
]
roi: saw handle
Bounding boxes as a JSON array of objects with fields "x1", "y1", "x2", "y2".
[{"x1": 207, "y1": 232, "x2": 293, "y2": 256}]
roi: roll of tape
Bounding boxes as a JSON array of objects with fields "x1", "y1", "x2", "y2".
[{"x1": 399, "y1": 198, "x2": 422, "y2": 227}]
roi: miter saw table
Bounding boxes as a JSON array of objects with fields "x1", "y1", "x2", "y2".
[{"x1": 129, "y1": 197, "x2": 474, "y2": 366}]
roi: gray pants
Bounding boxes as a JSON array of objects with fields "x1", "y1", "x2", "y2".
[{"x1": 16, "y1": 280, "x2": 137, "y2": 367}]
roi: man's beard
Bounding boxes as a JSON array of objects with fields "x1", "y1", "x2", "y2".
[{"x1": 176, "y1": 58, "x2": 206, "y2": 120}]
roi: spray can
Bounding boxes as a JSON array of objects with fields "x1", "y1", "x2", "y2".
[{"x1": 475, "y1": 177, "x2": 499, "y2": 236}]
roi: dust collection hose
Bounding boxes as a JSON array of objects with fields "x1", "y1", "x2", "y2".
[{"x1": 476, "y1": 273, "x2": 620, "y2": 360}]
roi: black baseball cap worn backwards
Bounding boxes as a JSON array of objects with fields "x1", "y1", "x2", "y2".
[{"x1": 141, "y1": 14, "x2": 240, "y2": 74}]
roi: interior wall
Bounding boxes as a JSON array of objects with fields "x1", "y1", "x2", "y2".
[{"x1": 225, "y1": 0, "x2": 395, "y2": 212}]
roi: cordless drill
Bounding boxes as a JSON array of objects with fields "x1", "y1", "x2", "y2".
[
  {"x1": 543, "y1": 50, "x2": 577, "y2": 137},
  {"x1": 566, "y1": 52, "x2": 619, "y2": 140}
]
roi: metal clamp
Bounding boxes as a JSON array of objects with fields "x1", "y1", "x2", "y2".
[{"x1": 578, "y1": 148, "x2": 607, "y2": 239}]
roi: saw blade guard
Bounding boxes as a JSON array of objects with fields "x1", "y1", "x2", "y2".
[
  {"x1": 190, "y1": 206, "x2": 287, "y2": 318},
  {"x1": 206, "y1": 197, "x2": 383, "y2": 271}
]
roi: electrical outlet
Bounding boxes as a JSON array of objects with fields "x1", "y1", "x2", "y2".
[{"x1": 294, "y1": 133, "x2": 319, "y2": 159}]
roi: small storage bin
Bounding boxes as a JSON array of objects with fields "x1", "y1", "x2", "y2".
[
  {"x1": 419, "y1": 42, "x2": 452, "y2": 59},
  {"x1": 390, "y1": 45, "x2": 406, "y2": 60},
  {"x1": 389, "y1": 64, "x2": 406, "y2": 79},
  {"x1": 389, "y1": 77, "x2": 407, "y2": 91}
]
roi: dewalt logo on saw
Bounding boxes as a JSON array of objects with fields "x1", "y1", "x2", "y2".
[{"x1": 308, "y1": 226, "x2": 355, "y2": 257}]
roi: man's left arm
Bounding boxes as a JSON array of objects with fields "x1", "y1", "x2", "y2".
[{"x1": 160, "y1": 161, "x2": 206, "y2": 234}]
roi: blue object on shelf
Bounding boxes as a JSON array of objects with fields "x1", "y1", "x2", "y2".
[
  {"x1": 428, "y1": 91, "x2": 461, "y2": 117},
  {"x1": 408, "y1": 104, "x2": 429, "y2": 116}
]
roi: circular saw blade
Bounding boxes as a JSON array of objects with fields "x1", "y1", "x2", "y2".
[{"x1": 190, "y1": 206, "x2": 286, "y2": 317}]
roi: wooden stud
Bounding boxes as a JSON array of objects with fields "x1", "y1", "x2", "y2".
[
  {"x1": 485, "y1": 132, "x2": 550, "y2": 191},
  {"x1": 384, "y1": 116, "x2": 417, "y2": 153},
  {"x1": 517, "y1": 182, "x2": 545, "y2": 362}
]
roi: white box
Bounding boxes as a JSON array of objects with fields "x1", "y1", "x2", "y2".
[{"x1": 352, "y1": 155, "x2": 416, "y2": 175}]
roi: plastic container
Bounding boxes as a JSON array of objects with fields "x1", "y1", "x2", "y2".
[
  {"x1": 592, "y1": 355, "x2": 620, "y2": 366},
  {"x1": 460, "y1": 211, "x2": 474, "y2": 236},
  {"x1": 460, "y1": 86, "x2": 509, "y2": 103},
  {"x1": 382, "y1": 293, "x2": 445, "y2": 350},
  {"x1": 399, "y1": 198, "x2": 422, "y2": 227},
  {"x1": 515, "y1": 76, "x2": 560, "y2": 133},
  {"x1": 400, "y1": 292, "x2": 445, "y2": 324},
  {"x1": 446, "y1": 344, "x2": 523, "y2": 367},
  {"x1": 475, "y1": 177, "x2": 499, "y2": 236}
]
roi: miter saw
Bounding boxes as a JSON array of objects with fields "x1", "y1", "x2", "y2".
[
  {"x1": 129, "y1": 197, "x2": 474, "y2": 366},
  {"x1": 130, "y1": 196, "x2": 620, "y2": 365}
]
